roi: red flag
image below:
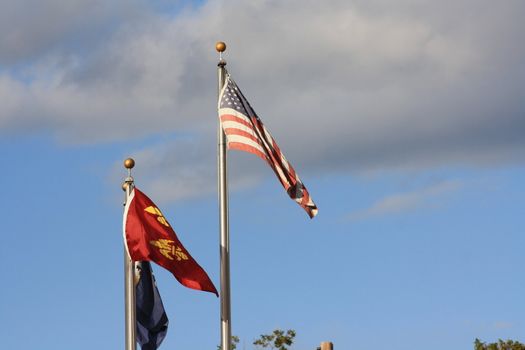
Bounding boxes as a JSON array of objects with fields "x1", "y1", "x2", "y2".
[{"x1": 123, "y1": 187, "x2": 218, "y2": 296}]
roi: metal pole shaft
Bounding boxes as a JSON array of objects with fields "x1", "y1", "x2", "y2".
[
  {"x1": 218, "y1": 59, "x2": 232, "y2": 350},
  {"x1": 123, "y1": 177, "x2": 136, "y2": 350}
]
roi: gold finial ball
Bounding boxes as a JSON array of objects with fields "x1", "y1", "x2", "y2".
[
  {"x1": 216, "y1": 41, "x2": 226, "y2": 53},
  {"x1": 124, "y1": 158, "x2": 135, "y2": 169}
]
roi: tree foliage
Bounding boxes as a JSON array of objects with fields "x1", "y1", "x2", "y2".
[
  {"x1": 217, "y1": 335, "x2": 240, "y2": 350},
  {"x1": 253, "y1": 329, "x2": 296, "y2": 350},
  {"x1": 474, "y1": 339, "x2": 525, "y2": 350}
]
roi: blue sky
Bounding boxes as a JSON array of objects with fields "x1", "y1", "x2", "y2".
[{"x1": 0, "y1": 1, "x2": 524, "y2": 350}]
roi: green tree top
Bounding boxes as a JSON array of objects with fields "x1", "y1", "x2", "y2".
[
  {"x1": 253, "y1": 329, "x2": 296, "y2": 350},
  {"x1": 474, "y1": 338, "x2": 525, "y2": 350},
  {"x1": 217, "y1": 335, "x2": 240, "y2": 350}
]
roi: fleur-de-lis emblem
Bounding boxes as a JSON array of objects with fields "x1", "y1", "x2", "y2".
[
  {"x1": 150, "y1": 239, "x2": 188, "y2": 261},
  {"x1": 144, "y1": 206, "x2": 170, "y2": 227}
]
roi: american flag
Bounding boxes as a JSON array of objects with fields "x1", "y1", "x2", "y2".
[{"x1": 218, "y1": 72, "x2": 318, "y2": 218}]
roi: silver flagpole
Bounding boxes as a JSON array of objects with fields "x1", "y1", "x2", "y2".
[
  {"x1": 216, "y1": 42, "x2": 232, "y2": 350},
  {"x1": 123, "y1": 158, "x2": 137, "y2": 350}
]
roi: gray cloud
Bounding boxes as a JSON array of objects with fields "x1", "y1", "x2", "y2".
[
  {"x1": 0, "y1": 0, "x2": 146, "y2": 65},
  {"x1": 1, "y1": 0, "x2": 524, "y2": 182}
]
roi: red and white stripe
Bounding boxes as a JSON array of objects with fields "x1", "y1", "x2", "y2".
[{"x1": 218, "y1": 80, "x2": 318, "y2": 218}]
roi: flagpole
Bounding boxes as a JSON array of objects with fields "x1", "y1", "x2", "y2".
[
  {"x1": 216, "y1": 41, "x2": 232, "y2": 350},
  {"x1": 123, "y1": 158, "x2": 137, "y2": 350}
]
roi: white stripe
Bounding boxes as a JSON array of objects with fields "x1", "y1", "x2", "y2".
[
  {"x1": 257, "y1": 124, "x2": 292, "y2": 175},
  {"x1": 226, "y1": 134, "x2": 266, "y2": 154},
  {"x1": 122, "y1": 187, "x2": 136, "y2": 259},
  {"x1": 259, "y1": 124, "x2": 293, "y2": 173},
  {"x1": 273, "y1": 163, "x2": 289, "y2": 185},
  {"x1": 221, "y1": 120, "x2": 260, "y2": 140},
  {"x1": 253, "y1": 124, "x2": 272, "y2": 152},
  {"x1": 219, "y1": 107, "x2": 252, "y2": 124},
  {"x1": 262, "y1": 125, "x2": 274, "y2": 145},
  {"x1": 281, "y1": 154, "x2": 291, "y2": 172}
]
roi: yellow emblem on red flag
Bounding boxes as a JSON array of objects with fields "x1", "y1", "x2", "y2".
[
  {"x1": 144, "y1": 206, "x2": 170, "y2": 227},
  {"x1": 150, "y1": 239, "x2": 189, "y2": 261}
]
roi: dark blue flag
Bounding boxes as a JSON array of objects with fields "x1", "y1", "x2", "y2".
[{"x1": 136, "y1": 261, "x2": 169, "y2": 350}]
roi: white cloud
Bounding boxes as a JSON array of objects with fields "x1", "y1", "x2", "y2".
[
  {"x1": 110, "y1": 138, "x2": 267, "y2": 203},
  {"x1": 1, "y1": 0, "x2": 524, "y2": 177},
  {"x1": 347, "y1": 180, "x2": 462, "y2": 220}
]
